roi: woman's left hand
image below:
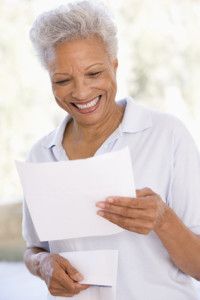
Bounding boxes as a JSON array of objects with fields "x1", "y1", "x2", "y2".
[{"x1": 96, "y1": 188, "x2": 169, "y2": 235}]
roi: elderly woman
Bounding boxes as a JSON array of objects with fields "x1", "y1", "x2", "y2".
[{"x1": 23, "y1": 1, "x2": 200, "y2": 299}]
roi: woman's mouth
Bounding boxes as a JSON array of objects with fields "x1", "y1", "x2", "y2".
[{"x1": 71, "y1": 96, "x2": 101, "y2": 114}]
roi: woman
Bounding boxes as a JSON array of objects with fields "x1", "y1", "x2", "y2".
[{"x1": 23, "y1": 1, "x2": 200, "y2": 299}]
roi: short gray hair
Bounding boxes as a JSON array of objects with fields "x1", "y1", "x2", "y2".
[{"x1": 29, "y1": 0, "x2": 118, "y2": 68}]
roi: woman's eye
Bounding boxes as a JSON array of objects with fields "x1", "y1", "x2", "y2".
[
  {"x1": 55, "y1": 79, "x2": 70, "y2": 85},
  {"x1": 88, "y1": 71, "x2": 101, "y2": 77}
]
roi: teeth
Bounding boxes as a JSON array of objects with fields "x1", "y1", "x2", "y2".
[{"x1": 75, "y1": 96, "x2": 100, "y2": 110}]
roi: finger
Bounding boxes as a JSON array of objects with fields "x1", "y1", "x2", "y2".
[
  {"x1": 52, "y1": 285, "x2": 89, "y2": 298},
  {"x1": 62, "y1": 258, "x2": 84, "y2": 282},
  {"x1": 74, "y1": 283, "x2": 90, "y2": 291},
  {"x1": 56, "y1": 282, "x2": 89, "y2": 296},
  {"x1": 50, "y1": 288, "x2": 82, "y2": 297},
  {"x1": 96, "y1": 202, "x2": 155, "y2": 220},
  {"x1": 53, "y1": 272, "x2": 89, "y2": 295},
  {"x1": 53, "y1": 267, "x2": 77, "y2": 294},
  {"x1": 61, "y1": 283, "x2": 90, "y2": 295},
  {"x1": 59, "y1": 259, "x2": 89, "y2": 293},
  {"x1": 136, "y1": 187, "x2": 155, "y2": 197},
  {"x1": 97, "y1": 210, "x2": 153, "y2": 234},
  {"x1": 49, "y1": 287, "x2": 77, "y2": 297},
  {"x1": 99, "y1": 196, "x2": 155, "y2": 209}
]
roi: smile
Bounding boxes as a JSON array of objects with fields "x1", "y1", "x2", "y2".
[{"x1": 72, "y1": 96, "x2": 101, "y2": 110}]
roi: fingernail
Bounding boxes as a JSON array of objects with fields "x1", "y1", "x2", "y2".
[
  {"x1": 97, "y1": 211, "x2": 104, "y2": 217},
  {"x1": 106, "y1": 197, "x2": 114, "y2": 203},
  {"x1": 73, "y1": 273, "x2": 84, "y2": 281},
  {"x1": 96, "y1": 202, "x2": 105, "y2": 208}
]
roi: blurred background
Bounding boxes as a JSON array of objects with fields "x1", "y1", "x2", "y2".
[{"x1": 0, "y1": 0, "x2": 200, "y2": 299}]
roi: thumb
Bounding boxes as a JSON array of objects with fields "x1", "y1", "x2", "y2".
[
  {"x1": 63, "y1": 258, "x2": 84, "y2": 282},
  {"x1": 136, "y1": 187, "x2": 155, "y2": 197}
]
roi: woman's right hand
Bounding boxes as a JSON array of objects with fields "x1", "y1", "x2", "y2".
[{"x1": 35, "y1": 252, "x2": 90, "y2": 297}]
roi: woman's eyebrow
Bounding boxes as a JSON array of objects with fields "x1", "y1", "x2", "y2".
[
  {"x1": 53, "y1": 73, "x2": 70, "y2": 76},
  {"x1": 52, "y1": 63, "x2": 104, "y2": 77},
  {"x1": 54, "y1": 63, "x2": 103, "y2": 73},
  {"x1": 85, "y1": 63, "x2": 104, "y2": 70}
]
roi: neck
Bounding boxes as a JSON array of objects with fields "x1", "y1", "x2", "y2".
[{"x1": 67, "y1": 103, "x2": 124, "y2": 143}]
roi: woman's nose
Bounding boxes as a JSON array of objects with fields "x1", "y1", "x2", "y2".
[{"x1": 71, "y1": 79, "x2": 91, "y2": 100}]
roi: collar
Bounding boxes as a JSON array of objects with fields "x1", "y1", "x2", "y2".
[
  {"x1": 41, "y1": 97, "x2": 152, "y2": 149},
  {"x1": 119, "y1": 96, "x2": 152, "y2": 133},
  {"x1": 41, "y1": 114, "x2": 72, "y2": 149}
]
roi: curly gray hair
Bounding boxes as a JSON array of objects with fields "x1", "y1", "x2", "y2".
[{"x1": 29, "y1": 0, "x2": 118, "y2": 68}]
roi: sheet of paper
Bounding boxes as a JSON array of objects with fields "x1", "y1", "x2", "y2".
[
  {"x1": 59, "y1": 250, "x2": 118, "y2": 286},
  {"x1": 47, "y1": 250, "x2": 118, "y2": 300},
  {"x1": 16, "y1": 147, "x2": 136, "y2": 241},
  {"x1": 60, "y1": 250, "x2": 118, "y2": 286}
]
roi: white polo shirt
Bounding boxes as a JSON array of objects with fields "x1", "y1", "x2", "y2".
[{"x1": 23, "y1": 97, "x2": 200, "y2": 300}]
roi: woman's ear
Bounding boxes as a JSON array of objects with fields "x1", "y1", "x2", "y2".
[{"x1": 113, "y1": 58, "x2": 118, "y2": 74}]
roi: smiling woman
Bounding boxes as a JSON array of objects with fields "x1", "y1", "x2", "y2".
[
  {"x1": 47, "y1": 36, "x2": 123, "y2": 159},
  {"x1": 22, "y1": 1, "x2": 200, "y2": 300},
  {"x1": 48, "y1": 37, "x2": 120, "y2": 124}
]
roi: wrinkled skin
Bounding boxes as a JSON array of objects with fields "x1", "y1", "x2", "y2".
[{"x1": 29, "y1": 250, "x2": 90, "y2": 297}]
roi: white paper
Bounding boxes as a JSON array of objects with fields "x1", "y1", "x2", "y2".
[
  {"x1": 59, "y1": 250, "x2": 118, "y2": 286},
  {"x1": 16, "y1": 147, "x2": 136, "y2": 241},
  {"x1": 47, "y1": 250, "x2": 118, "y2": 300}
]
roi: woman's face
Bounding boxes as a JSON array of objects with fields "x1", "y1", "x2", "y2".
[{"x1": 46, "y1": 36, "x2": 118, "y2": 127}]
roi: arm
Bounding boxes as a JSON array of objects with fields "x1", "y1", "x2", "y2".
[
  {"x1": 24, "y1": 247, "x2": 89, "y2": 297},
  {"x1": 96, "y1": 188, "x2": 200, "y2": 281},
  {"x1": 154, "y1": 202, "x2": 200, "y2": 281}
]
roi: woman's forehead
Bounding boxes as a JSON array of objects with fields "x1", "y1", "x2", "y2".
[{"x1": 46, "y1": 36, "x2": 110, "y2": 70}]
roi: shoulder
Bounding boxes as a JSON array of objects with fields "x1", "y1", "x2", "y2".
[
  {"x1": 149, "y1": 107, "x2": 196, "y2": 149},
  {"x1": 142, "y1": 104, "x2": 197, "y2": 154},
  {"x1": 121, "y1": 97, "x2": 199, "y2": 158},
  {"x1": 149, "y1": 106, "x2": 188, "y2": 135},
  {"x1": 121, "y1": 96, "x2": 190, "y2": 139},
  {"x1": 135, "y1": 100, "x2": 199, "y2": 158}
]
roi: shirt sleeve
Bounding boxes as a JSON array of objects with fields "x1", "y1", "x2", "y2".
[
  {"x1": 22, "y1": 199, "x2": 50, "y2": 251},
  {"x1": 167, "y1": 121, "x2": 200, "y2": 234}
]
